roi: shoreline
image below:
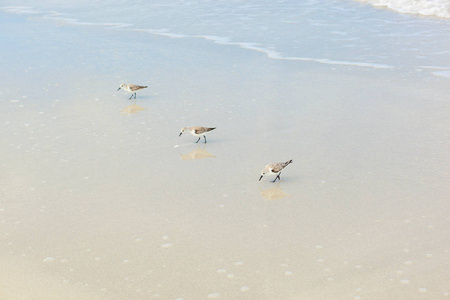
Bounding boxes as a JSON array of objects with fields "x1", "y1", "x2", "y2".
[{"x1": 1, "y1": 5, "x2": 449, "y2": 79}]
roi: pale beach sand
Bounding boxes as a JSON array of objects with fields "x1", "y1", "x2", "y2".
[{"x1": 1, "y1": 6, "x2": 450, "y2": 300}]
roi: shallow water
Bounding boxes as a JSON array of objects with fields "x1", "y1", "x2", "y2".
[
  {"x1": 2, "y1": 0, "x2": 450, "y2": 76},
  {"x1": 1, "y1": 1, "x2": 450, "y2": 299}
]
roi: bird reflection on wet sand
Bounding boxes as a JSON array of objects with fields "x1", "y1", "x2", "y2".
[
  {"x1": 120, "y1": 104, "x2": 145, "y2": 116},
  {"x1": 180, "y1": 144, "x2": 216, "y2": 160},
  {"x1": 260, "y1": 183, "x2": 290, "y2": 200}
]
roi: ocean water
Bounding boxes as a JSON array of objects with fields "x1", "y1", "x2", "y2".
[{"x1": 1, "y1": 0, "x2": 449, "y2": 77}]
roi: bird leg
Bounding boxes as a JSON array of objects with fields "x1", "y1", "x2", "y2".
[
  {"x1": 272, "y1": 173, "x2": 281, "y2": 182},
  {"x1": 204, "y1": 136, "x2": 207, "y2": 143},
  {"x1": 195, "y1": 137, "x2": 201, "y2": 143}
]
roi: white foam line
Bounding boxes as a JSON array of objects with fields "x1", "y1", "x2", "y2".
[
  {"x1": 124, "y1": 28, "x2": 394, "y2": 69},
  {"x1": 198, "y1": 35, "x2": 231, "y2": 44},
  {"x1": 190, "y1": 35, "x2": 392, "y2": 69},
  {"x1": 230, "y1": 42, "x2": 284, "y2": 59},
  {"x1": 419, "y1": 66, "x2": 450, "y2": 78},
  {"x1": 1, "y1": 7, "x2": 132, "y2": 29},
  {"x1": 1, "y1": 6, "x2": 394, "y2": 69},
  {"x1": 197, "y1": 36, "x2": 393, "y2": 69},
  {"x1": 1, "y1": 6, "x2": 41, "y2": 14},
  {"x1": 133, "y1": 28, "x2": 188, "y2": 38},
  {"x1": 431, "y1": 70, "x2": 450, "y2": 78},
  {"x1": 301, "y1": 57, "x2": 393, "y2": 69},
  {"x1": 44, "y1": 15, "x2": 132, "y2": 29},
  {"x1": 420, "y1": 66, "x2": 450, "y2": 70},
  {"x1": 421, "y1": 66, "x2": 450, "y2": 78}
]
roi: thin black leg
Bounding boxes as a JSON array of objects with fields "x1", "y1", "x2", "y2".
[
  {"x1": 134, "y1": 93, "x2": 137, "y2": 99},
  {"x1": 272, "y1": 173, "x2": 281, "y2": 182},
  {"x1": 204, "y1": 136, "x2": 207, "y2": 143},
  {"x1": 195, "y1": 137, "x2": 200, "y2": 143},
  {"x1": 129, "y1": 94, "x2": 133, "y2": 99}
]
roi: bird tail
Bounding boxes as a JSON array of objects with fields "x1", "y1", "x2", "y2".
[{"x1": 283, "y1": 160, "x2": 293, "y2": 167}]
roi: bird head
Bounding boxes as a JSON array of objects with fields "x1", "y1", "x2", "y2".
[
  {"x1": 179, "y1": 127, "x2": 186, "y2": 137},
  {"x1": 259, "y1": 169, "x2": 268, "y2": 181}
]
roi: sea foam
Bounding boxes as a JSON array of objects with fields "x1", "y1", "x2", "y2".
[{"x1": 359, "y1": 0, "x2": 450, "y2": 18}]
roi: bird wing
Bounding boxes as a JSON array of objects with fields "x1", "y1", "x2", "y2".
[
  {"x1": 193, "y1": 127, "x2": 206, "y2": 134},
  {"x1": 193, "y1": 127, "x2": 214, "y2": 134},
  {"x1": 270, "y1": 163, "x2": 284, "y2": 173},
  {"x1": 129, "y1": 85, "x2": 148, "y2": 91}
]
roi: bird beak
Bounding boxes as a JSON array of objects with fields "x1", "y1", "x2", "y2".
[
  {"x1": 117, "y1": 87, "x2": 121, "y2": 91},
  {"x1": 179, "y1": 132, "x2": 182, "y2": 137},
  {"x1": 259, "y1": 175, "x2": 263, "y2": 181}
]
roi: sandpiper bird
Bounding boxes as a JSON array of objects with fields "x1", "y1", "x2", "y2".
[
  {"x1": 117, "y1": 83, "x2": 148, "y2": 99},
  {"x1": 259, "y1": 160, "x2": 293, "y2": 182},
  {"x1": 179, "y1": 126, "x2": 216, "y2": 143}
]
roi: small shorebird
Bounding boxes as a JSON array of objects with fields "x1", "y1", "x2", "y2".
[
  {"x1": 259, "y1": 160, "x2": 293, "y2": 182},
  {"x1": 179, "y1": 126, "x2": 216, "y2": 143},
  {"x1": 117, "y1": 83, "x2": 148, "y2": 99}
]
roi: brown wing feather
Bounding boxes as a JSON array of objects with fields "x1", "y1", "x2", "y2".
[
  {"x1": 271, "y1": 164, "x2": 283, "y2": 173},
  {"x1": 194, "y1": 127, "x2": 216, "y2": 134},
  {"x1": 271, "y1": 160, "x2": 293, "y2": 173},
  {"x1": 129, "y1": 85, "x2": 148, "y2": 91}
]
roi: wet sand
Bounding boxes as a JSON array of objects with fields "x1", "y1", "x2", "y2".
[{"x1": 1, "y1": 12, "x2": 450, "y2": 300}]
